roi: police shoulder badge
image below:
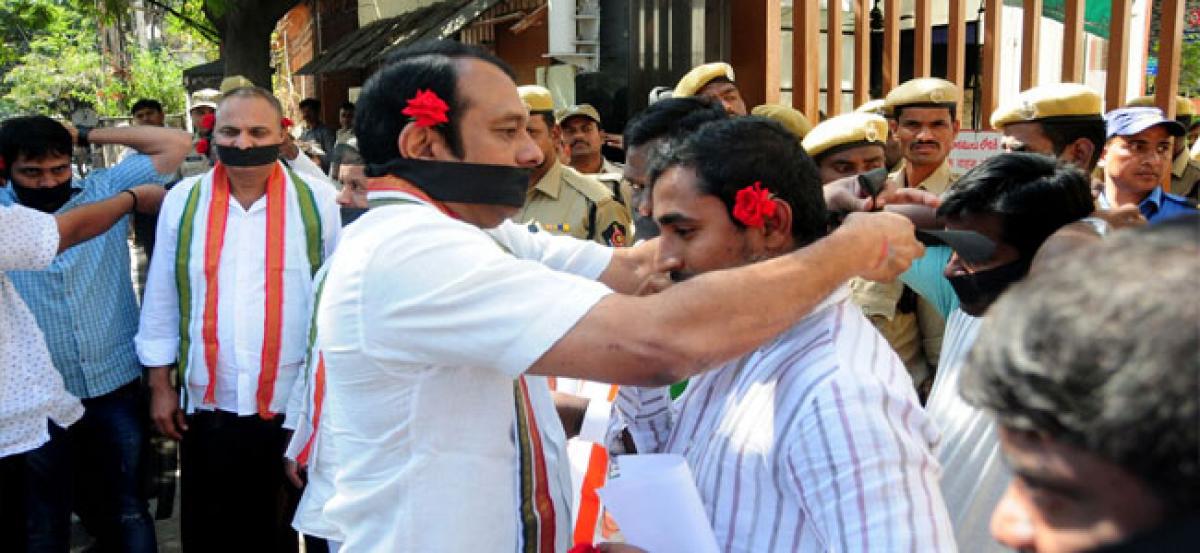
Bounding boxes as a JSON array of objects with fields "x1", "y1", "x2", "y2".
[{"x1": 602, "y1": 221, "x2": 628, "y2": 247}]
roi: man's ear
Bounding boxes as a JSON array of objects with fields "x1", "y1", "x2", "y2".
[
  {"x1": 1064, "y1": 137, "x2": 1096, "y2": 170},
  {"x1": 762, "y1": 198, "x2": 794, "y2": 251},
  {"x1": 952, "y1": 118, "x2": 961, "y2": 134},
  {"x1": 397, "y1": 123, "x2": 454, "y2": 161},
  {"x1": 551, "y1": 124, "x2": 562, "y2": 143}
]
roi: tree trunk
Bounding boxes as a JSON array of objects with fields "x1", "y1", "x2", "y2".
[{"x1": 209, "y1": 0, "x2": 300, "y2": 88}]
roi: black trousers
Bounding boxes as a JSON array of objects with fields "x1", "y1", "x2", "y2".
[{"x1": 180, "y1": 411, "x2": 313, "y2": 553}]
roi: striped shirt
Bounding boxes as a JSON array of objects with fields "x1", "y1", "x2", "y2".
[
  {"x1": 1, "y1": 155, "x2": 169, "y2": 398},
  {"x1": 609, "y1": 287, "x2": 955, "y2": 553},
  {"x1": 926, "y1": 309, "x2": 1007, "y2": 553}
]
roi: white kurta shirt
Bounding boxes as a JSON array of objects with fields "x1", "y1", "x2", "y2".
[
  {"x1": 926, "y1": 309, "x2": 1007, "y2": 553},
  {"x1": 135, "y1": 164, "x2": 341, "y2": 417},
  {"x1": 609, "y1": 288, "x2": 956, "y2": 552},
  {"x1": 315, "y1": 196, "x2": 613, "y2": 553},
  {"x1": 0, "y1": 204, "x2": 84, "y2": 457}
]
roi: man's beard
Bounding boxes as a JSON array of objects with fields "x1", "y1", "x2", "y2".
[{"x1": 14, "y1": 179, "x2": 75, "y2": 213}]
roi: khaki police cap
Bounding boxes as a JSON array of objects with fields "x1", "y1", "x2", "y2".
[
  {"x1": 802, "y1": 112, "x2": 889, "y2": 158},
  {"x1": 751, "y1": 104, "x2": 814, "y2": 138},
  {"x1": 855, "y1": 99, "x2": 887, "y2": 116},
  {"x1": 884, "y1": 78, "x2": 961, "y2": 115},
  {"x1": 219, "y1": 75, "x2": 256, "y2": 95},
  {"x1": 1126, "y1": 95, "x2": 1196, "y2": 117},
  {"x1": 190, "y1": 88, "x2": 219, "y2": 110},
  {"x1": 518, "y1": 85, "x2": 555, "y2": 113},
  {"x1": 990, "y1": 83, "x2": 1103, "y2": 128},
  {"x1": 674, "y1": 62, "x2": 736, "y2": 98},
  {"x1": 556, "y1": 104, "x2": 602, "y2": 126}
]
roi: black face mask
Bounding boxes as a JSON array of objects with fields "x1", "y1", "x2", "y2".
[
  {"x1": 14, "y1": 179, "x2": 75, "y2": 213},
  {"x1": 367, "y1": 158, "x2": 530, "y2": 209},
  {"x1": 214, "y1": 144, "x2": 282, "y2": 167},
  {"x1": 948, "y1": 258, "x2": 1032, "y2": 316}
]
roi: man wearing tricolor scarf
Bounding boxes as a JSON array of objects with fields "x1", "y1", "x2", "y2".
[
  {"x1": 135, "y1": 86, "x2": 341, "y2": 552},
  {"x1": 313, "y1": 41, "x2": 924, "y2": 553}
]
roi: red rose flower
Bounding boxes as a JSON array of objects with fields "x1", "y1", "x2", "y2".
[
  {"x1": 731, "y1": 181, "x2": 776, "y2": 228},
  {"x1": 200, "y1": 113, "x2": 216, "y2": 131},
  {"x1": 402, "y1": 89, "x2": 450, "y2": 128},
  {"x1": 281, "y1": 117, "x2": 294, "y2": 129},
  {"x1": 567, "y1": 544, "x2": 600, "y2": 553},
  {"x1": 195, "y1": 138, "x2": 210, "y2": 155}
]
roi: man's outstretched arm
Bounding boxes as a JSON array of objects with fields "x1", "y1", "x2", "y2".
[
  {"x1": 531, "y1": 212, "x2": 923, "y2": 385},
  {"x1": 55, "y1": 184, "x2": 166, "y2": 252}
]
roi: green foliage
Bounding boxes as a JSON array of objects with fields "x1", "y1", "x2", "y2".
[
  {"x1": 0, "y1": 0, "x2": 210, "y2": 120},
  {"x1": 1148, "y1": 40, "x2": 1200, "y2": 98}
]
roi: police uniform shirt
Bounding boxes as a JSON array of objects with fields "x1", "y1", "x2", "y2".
[
  {"x1": 1170, "y1": 149, "x2": 1200, "y2": 201},
  {"x1": 889, "y1": 160, "x2": 958, "y2": 197},
  {"x1": 518, "y1": 161, "x2": 632, "y2": 247}
]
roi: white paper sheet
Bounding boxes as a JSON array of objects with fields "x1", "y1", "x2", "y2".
[{"x1": 597, "y1": 454, "x2": 719, "y2": 553}]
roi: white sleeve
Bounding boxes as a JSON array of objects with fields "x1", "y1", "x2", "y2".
[
  {"x1": 134, "y1": 181, "x2": 191, "y2": 366},
  {"x1": 287, "y1": 151, "x2": 327, "y2": 182},
  {"x1": 488, "y1": 220, "x2": 613, "y2": 279},
  {"x1": 0, "y1": 204, "x2": 58, "y2": 271},
  {"x1": 361, "y1": 214, "x2": 613, "y2": 377}
]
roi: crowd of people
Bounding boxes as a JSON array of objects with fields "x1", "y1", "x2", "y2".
[{"x1": 0, "y1": 38, "x2": 1196, "y2": 553}]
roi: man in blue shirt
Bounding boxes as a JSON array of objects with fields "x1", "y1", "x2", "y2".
[
  {"x1": 1098, "y1": 107, "x2": 1196, "y2": 224},
  {"x1": 0, "y1": 116, "x2": 189, "y2": 551}
]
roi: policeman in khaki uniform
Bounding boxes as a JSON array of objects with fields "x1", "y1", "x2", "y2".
[
  {"x1": 883, "y1": 77, "x2": 962, "y2": 196},
  {"x1": 990, "y1": 83, "x2": 1106, "y2": 173},
  {"x1": 517, "y1": 85, "x2": 631, "y2": 246},
  {"x1": 1128, "y1": 95, "x2": 1200, "y2": 201},
  {"x1": 556, "y1": 104, "x2": 633, "y2": 218},
  {"x1": 673, "y1": 62, "x2": 747, "y2": 116},
  {"x1": 751, "y1": 104, "x2": 814, "y2": 139},
  {"x1": 802, "y1": 112, "x2": 889, "y2": 183},
  {"x1": 853, "y1": 78, "x2": 964, "y2": 396}
]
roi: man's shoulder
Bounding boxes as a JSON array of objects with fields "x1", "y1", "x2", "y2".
[{"x1": 560, "y1": 166, "x2": 618, "y2": 205}]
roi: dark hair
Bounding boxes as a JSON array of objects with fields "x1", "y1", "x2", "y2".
[
  {"x1": 355, "y1": 40, "x2": 515, "y2": 164},
  {"x1": 624, "y1": 97, "x2": 727, "y2": 149},
  {"x1": 649, "y1": 117, "x2": 827, "y2": 247},
  {"x1": 339, "y1": 101, "x2": 355, "y2": 112},
  {"x1": 893, "y1": 103, "x2": 957, "y2": 122},
  {"x1": 130, "y1": 99, "x2": 163, "y2": 115},
  {"x1": 812, "y1": 141, "x2": 886, "y2": 166},
  {"x1": 1038, "y1": 117, "x2": 1106, "y2": 171},
  {"x1": 219, "y1": 87, "x2": 284, "y2": 121},
  {"x1": 0, "y1": 116, "x2": 73, "y2": 172},
  {"x1": 299, "y1": 98, "x2": 321, "y2": 111},
  {"x1": 532, "y1": 111, "x2": 555, "y2": 130},
  {"x1": 961, "y1": 215, "x2": 1200, "y2": 514},
  {"x1": 937, "y1": 152, "x2": 1094, "y2": 259}
]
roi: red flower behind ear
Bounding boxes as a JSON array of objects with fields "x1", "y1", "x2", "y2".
[
  {"x1": 732, "y1": 181, "x2": 776, "y2": 228},
  {"x1": 281, "y1": 117, "x2": 294, "y2": 129},
  {"x1": 402, "y1": 89, "x2": 450, "y2": 128},
  {"x1": 200, "y1": 113, "x2": 216, "y2": 131},
  {"x1": 196, "y1": 138, "x2": 210, "y2": 155}
]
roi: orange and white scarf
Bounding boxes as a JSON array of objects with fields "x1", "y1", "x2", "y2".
[{"x1": 175, "y1": 161, "x2": 325, "y2": 418}]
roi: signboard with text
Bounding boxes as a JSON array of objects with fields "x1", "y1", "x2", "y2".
[{"x1": 947, "y1": 131, "x2": 1004, "y2": 173}]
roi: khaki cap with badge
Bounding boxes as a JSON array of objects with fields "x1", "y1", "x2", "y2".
[
  {"x1": 855, "y1": 99, "x2": 887, "y2": 116},
  {"x1": 518, "y1": 85, "x2": 555, "y2": 113},
  {"x1": 802, "y1": 112, "x2": 889, "y2": 159},
  {"x1": 556, "y1": 104, "x2": 602, "y2": 126},
  {"x1": 673, "y1": 62, "x2": 736, "y2": 98},
  {"x1": 1126, "y1": 95, "x2": 1196, "y2": 121},
  {"x1": 751, "y1": 104, "x2": 814, "y2": 139},
  {"x1": 884, "y1": 77, "x2": 961, "y2": 116},
  {"x1": 990, "y1": 83, "x2": 1103, "y2": 128}
]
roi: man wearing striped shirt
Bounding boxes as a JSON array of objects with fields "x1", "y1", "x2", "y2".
[{"x1": 610, "y1": 117, "x2": 955, "y2": 552}]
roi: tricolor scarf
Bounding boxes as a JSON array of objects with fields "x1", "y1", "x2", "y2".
[
  {"x1": 369, "y1": 175, "x2": 559, "y2": 552},
  {"x1": 175, "y1": 161, "x2": 325, "y2": 418}
]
